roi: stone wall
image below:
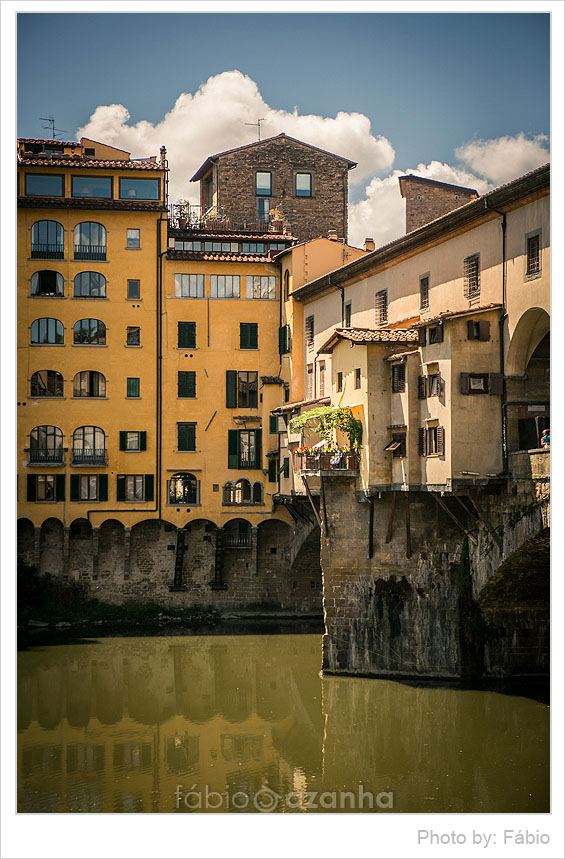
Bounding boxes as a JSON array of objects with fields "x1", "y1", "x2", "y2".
[{"x1": 402, "y1": 177, "x2": 477, "y2": 233}]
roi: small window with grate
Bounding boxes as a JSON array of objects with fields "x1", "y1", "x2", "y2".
[
  {"x1": 463, "y1": 254, "x2": 480, "y2": 300},
  {"x1": 305, "y1": 315, "x2": 315, "y2": 351},
  {"x1": 375, "y1": 290, "x2": 388, "y2": 324},
  {"x1": 419, "y1": 275, "x2": 430, "y2": 311},
  {"x1": 526, "y1": 231, "x2": 541, "y2": 277}
]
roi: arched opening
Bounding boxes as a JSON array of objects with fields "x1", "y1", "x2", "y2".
[
  {"x1": 30, "y1": 370, "x2": 63, "y2": 398},
  {"x1": 168, "y1": 472, "x2": 199, "y2": 505},
  {"x1": 31, "y1": 220, "x2": 64, "y2": 259},
  {"x1": 73, "y1": 370, "x2": 106, "y2": 398},
  {"x1": 74, "y1": 222, "x2": 106, "y2": 261},
  {"x1": 31, "y1": 270, "x2": 64, "y2": 297},
  {"x1": 39, "y1": 517, "x2": 64, "y2": 576},
  {"x1": 29, "y1": 425, "x2": 63, "y2": 463},
  {"x1": 223, "y1": 518, "x2": 251, "y2": 548},
  {"x1": 17, "y1": 518, "x2": 35, "y2": 567},
  {"x1": 72, "y1": 426, "x2": 106, "y2": 464},
  {"x1": 506, "y1": 309, "x2": 550, "y2": 452}
]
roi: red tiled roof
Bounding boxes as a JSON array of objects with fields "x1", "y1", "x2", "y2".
[
  {"x1": 273, "y1": 396, "x2": 331, "y2": 414},
  {"x1": 319, "y1": 327, "x2": 419, "y2": 353},
  {"x1": 170, "y1": 229, "x2": 296, "y2": 242},
  {"x1": 18, "y1": 155, "x2": 163, "y2": 170},
  {"x1": 17, "y1": 196, "x2": 166, "y2": 212},
  {"x1": 19, "y1": 138, "x2": 80, "y2": 147},
  {"x1": 260, "y1": 376, "x2": 285, "y2": 385},
  {"x1": 167, "y1": 250, "x2": 277, "y2": 263},
  {"x1": 416, "y1": 303, "x2": 502, "y2": 326}
]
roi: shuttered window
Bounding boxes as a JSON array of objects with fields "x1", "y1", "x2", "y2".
[
  {"x1": 119, "y1": 431, "x2": 147, "y2": 450},
  {"x1": 228, "y1": 429, "x2": 262, "y2": 469},
  {"x1": 305, "y1": 315, "x2": 314, "y2": 351},
  {"x1": 419, "y1": 426, "x2": 445, "y2": 456},
  {"x1": 116, "y1": 474, "x2": 153, "y2": 501},
  {"x1": 178, "y1": 371, "x2": 196, "y2": 398},
  {"x1": 460, "y1": 373, "x2": 502, "y2": 395},
  {"x1": 178, "y1": 322, "x2": 196, "y2": 348},
  {"x1": 467, "y1": 320, "x2": 490, "y2": 341},
  {"x1": 279, "y1": 324, "x2": 291, "y2": 354},
  {"x1": 126, "y1": 377, "x2": 140, "y2": 398},
  {"x1": 391, "y1": 364, "x2": 405, "y2": 393},
  {"x1": 240, "y1": 323, "x2": 258, "y2": 349},
  {"x1": 428, "y1": 324, "x2": 443, "y2": 344},
  {"x1": 418, "y1": 375, "x2": 427, "y2": 399},
  {"x1": 177, "y1": 422, "x2": 196, "y2": 451},
  {"x1": 69, "y1": 474, "x2": 107, "y2": 501},
  {"x1": 27, "y1": 474, "x2": 66, "y2": 502}
]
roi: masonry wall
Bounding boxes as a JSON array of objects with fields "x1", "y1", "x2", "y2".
[{"x1": 403, "y1": 180, "x2": 477, "y2": 233}]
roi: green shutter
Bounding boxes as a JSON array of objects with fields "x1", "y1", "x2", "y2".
[
  {"x1": 226, "y1": 371, "x2": 237, "y2": 408},
  {"x1": 228, "y1": 429, "x2": 239, "y2": 468},
  {"x1": 269, "y1": 415, "x2": 278, "y2": 434},
  {"x1": 279, "y1": 324, "x2": 290, "y2": 354},
  {"x1": 268, "y1": 459, "x2": 277, "y2": 483},
  {"x1": 239, "y1": 323, "x2": 249, "y2": 350},
  {"x1": 55, "y1": 474, "x2": 66, "y2": 501},
  {"x1": 27, "y1": 475, "x2": 36, "y2": 502},
  {"x1": 116, "y1": 475, "x2": 126, "y2": 502},
  {"x1": 178, "y1": 371, "x2": 189, "y2": 398},
  {"x1": 98, "y1": 474, "x2": 108, "y2": 501},
  {"x1": 144, "y1": 474, "x2": 154, "y2": 502},
  {"x1": 178, "y1": 321, "x2": 196, "y2": 348},
  {"x1": 139, "y1": 431, "x2": 147, "y2": 451},
  {"x1": 127, "y1": 378, "x2": 140, "y2": 397},
  {"x1": 70, "y1": 474, "x2": 80, "y2": 501},
  {"x1": 283, "y1": 457, "x2": 289, "y2": 478},
  {"x1": 249, "y1": 323, "x2": 258, "y2": 349},
  {"x1": 253, "y1": 429, "x2": 262, "y2": 469},
  {"x1": 119, "y1": 431, "x2": 127, "y2": 450},
  {"x1": 178, "y1": 423, "x2": 196, "y2": 451}
]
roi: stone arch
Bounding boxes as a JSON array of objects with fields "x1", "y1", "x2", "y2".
[
  {"x1": 506, "y1": 307, "x2": 550, "y2": 376},
  {"x1": 506, "y1": 308, "x2": 550, "y2": 452},
  {"x1": 289, "y1": 526, "x2": 323, "y2": 613},
  {"x1": 17, "y1": 518, "x2": 36, "y2": 567},
  {"x1": 39, "y1": 517, "x2": 64, "y2": 576},
  {"x1": 222, "y1": 517, "x2": 252, "y2": 547}
]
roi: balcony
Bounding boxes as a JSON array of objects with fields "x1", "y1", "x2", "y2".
[
  {"x1": 28, "y1": 449, "x2": 64, "y2": 464},
  {"x1": 31, "y1": 244, "x2": 64, "y2": 260},
  {"x1": 223, "y1": 533, "x2": 252, "y2": 548},
  {"x1": 294, "y1": 451, "x2": 359, "y2": 474},
  {"x1": 74, "y1": 244, "x2": 106, "y2": 261},
  {"x1": 72, "y1": 448, "x2": 107, "y2": 465}
]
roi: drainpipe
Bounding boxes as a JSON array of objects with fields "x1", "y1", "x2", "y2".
[{"x1": 484, "y1": 200, "x2": 508, "y2": 473}]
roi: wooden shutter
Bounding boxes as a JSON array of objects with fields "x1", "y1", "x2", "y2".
[
  {"x1": 144, "y1": 474, "x2": 154, "y2": 502},
  {"x1": 139, "y1": 431, "x2": 147, "y2": 451},
  {"x1": 98, "y1": 474, "x2": 108, "y2": 502},
  {"x1": 283, "y1": 457, "x2": 289, "y2": 478},
  {"x1": 418, "y1": 428, "x2": 427, "y2": 456},
  {"x1": 228, "y1": 429, "x2": 239, "y2": 468},
  {"x1": 279, "y1": 324, "x2": 290, "y2": 354},
  {"x1": 177, "y1": 423, "x2": 195, "y2": 451},
  {"x1": 178, "y1": 371, "x2": 195, "y2": 398},
  {"x1": 178, "y1": 321, "x2": 196, "y2": 348},
  {"x1": 418, "y1": 375, "x2": 427, "y2": 399},
  {"x1": 116, "y1": 475, "x2": 126, "y2": 502},
  {"x1": 418, "y1": 327, "x2": 427, "y2": 346},
  {"x1": 240, "y1": 323, "x2": 249, "y2": 350},
  {"x1": 489, "y1": 373, "x2": 504, "y2": 395},
  {"x1": 436, "y1": 323, "x2": 444, "y2": 343},
  {"x1": 226, "y1": 371, "x2": 237, "y2": 408},
  {"x1": 392, "y1": 364, "x2": 405, "y2": 393},
  {"x1": 479, "y1": 321, "x2": 490, "y2": 341},
  {"x1": 268, "y1": 459, "x2": 278, "y2": 482},
  {"x1": 70, "y1": 474, "x2": 80, "y2": 501},
  {"x1": 467, "y1": 320, "x2": 476, "y2": 340},
  {"x1": 460, "y1": 373, "x2": 470, "y2": 395},
  {"x1": 119, "y1": 431, "x2": 127, "y2": 450},
  {"x1": 253, "y1": 429, "x2": 262, "y2": 468},
  {"x1": 248, "y1": 323, "x2": 258, "y2": 349},
  {"x1": 55, "y1": 474, "x2": 66, "y2": 501},
  {"x1": 269, "y1": 415, "x2": 278, "y2": 434},
  {"x1": 437, "y1": 427, "x2": 445, "y2": 456},
  {"x1": 27, "y1": 475, "x2": 36, "y2": 502}
]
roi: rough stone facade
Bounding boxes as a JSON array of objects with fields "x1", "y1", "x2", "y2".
[{"x1": 400, "y1": 175, "x2": 478, "y2": 233}]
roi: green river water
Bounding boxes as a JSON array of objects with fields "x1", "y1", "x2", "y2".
[{"x1": 17, "y1": 632, "x2": 549, "y2": 813}]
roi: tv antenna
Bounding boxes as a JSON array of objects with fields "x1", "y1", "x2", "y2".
[
  {"x1": 244, "y1": 118, "x2": 265, "y2": 141},
  {"x1": 39, "y1": 116, "x2": 67, "y2": 140}
]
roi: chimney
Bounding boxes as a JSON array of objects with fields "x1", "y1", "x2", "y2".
[
  {"x1": 328, "y1": 229, "x2": 338, "y2": 241},
  {"x1": 160, "y1": 145, "x2": 167, "y2": 167},
  {"x1": 364, "y1": 237, "x2": 375, "y2": 252}
]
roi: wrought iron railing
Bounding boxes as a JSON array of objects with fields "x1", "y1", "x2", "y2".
[
  {"x1": 168, "y1": 203, "x2": 278, "y2": 235},
  {"x1": 72, "y1": 448, "x2": 107, "y2": 465},
  {"x1": 74, "y1": 244, "x2": 106, "y2": 261},
  {"x1": 31, "y1": 244, "x2": 64, "y2": 260},
  {"x1": 224, "y1": 532, "x2": 252, "y2": 548},
  {"x1": 29, "y1": 449, "x2": 64, "y2": 463},
  {"x1": 294, "y1": 452, "x2": 359, "y2": 472}
]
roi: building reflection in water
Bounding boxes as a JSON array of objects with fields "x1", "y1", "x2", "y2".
[{"x1": 18, "y1": 635, "x2": 548, "y2": 813}]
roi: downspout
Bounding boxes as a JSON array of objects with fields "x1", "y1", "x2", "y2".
[{"x1": 484, "y1": 200, "x2": 508, "y2": 473}]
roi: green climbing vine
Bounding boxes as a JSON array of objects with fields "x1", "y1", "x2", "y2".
[{"x1": 289, "y1": 405, "x2": 363, "y2": 451}]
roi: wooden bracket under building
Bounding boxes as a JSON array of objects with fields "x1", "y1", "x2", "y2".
[
  {"x1": 467, "y1": 496, "x2": 503, "y2": 551},
  {"x1": 319, "y1": 475, "x2": 328, "y2": 536},
  {"x1": 301, "y1": 475, "x2": 323, "y2": 533},
  {"x1": 433, "y1": 494, "x2": 477, "y2": 544},
  {"x1": 385, "y1": 491, "x2": 397, "y2": 544},
  {"x1": 404, "y1": 494, "x2": 412, "y2": 558},
  {"x1": 368, "y1": 497, "x2": 374, "y2": 559}
]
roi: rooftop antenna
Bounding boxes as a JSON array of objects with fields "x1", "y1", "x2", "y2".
[
  {"x1": 244, "y1": 118, "x2": 265, "y2": 141},
  {"x1": 39, "y1": 116, "x2": 67, "y2": 140}
]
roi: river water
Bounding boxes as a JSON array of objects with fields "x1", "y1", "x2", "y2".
[{"x1": 17, "y1": 632, "x2": 549, "y2": 813}]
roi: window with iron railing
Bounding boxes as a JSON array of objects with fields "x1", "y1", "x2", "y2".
[
  {"x1": 526, "y1": 232, "x2": 541, "y2": 276},
  {"x1": 420, "y1": 275, "x2": 430, "y2": 311},
  {"x1": 463, "y1": 254, "x2": 480, "y2": 299},
  {"x1": 74, "y1": 222, "x2": 107, "y2": 261},
  {"x1": 72, "y1": 426, "x2": 106, "y2": 464},
  {"x1": 31, "y1": 220, "x2": 64, "y2": 259},
  {"x1": 29, "y1": 425, "x2": 63, "y2": 463},
  {"x1": 375, "y1": 290, "x2": 388, "y2": 324}
]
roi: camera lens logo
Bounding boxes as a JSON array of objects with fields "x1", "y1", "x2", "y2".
[{"x1": 252, "y1": 786, "x2": 280, "y2": 813}]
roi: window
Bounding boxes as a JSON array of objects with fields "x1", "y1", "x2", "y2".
[
  {"x1": 255, "y1": 171, "x2": 272, "y2": 196},
  {"x1": 73, "y1": 318, "x2": 106, "y2": 345},
  {"x1": 178, "y1": 321, "x2": 196, "y2": 348},
  {"x1": 178, "y1": 371, "x2": 196, "y2": 398},
  {"x1": 127, "y1": 280, "x2": 140, "y2": 300},
  {"x1": 71, "y1": 176, "x2": 112, "y2": 198},
  {"x1": 428, "y1": 324, "x2": 443, "y2": 344},
  {"x1": 73, "y1": 370, "x2": 106, "y2": 397},
  {"x1": 278, "y1": 324, "x2": 291, "y2": 355},
  {"x1": 117, "y1": 474, "x2": 154, "y2": 502},
  {"x1": 375, "y1": 290, "x2": 388, "y2": 324},
  {"x1": 119, "y1": 431, "x2": 147, "y2": 451},
  {"x1": 29, "y1": 425, "x2": 63, "y2": 463},
  {"x1": 31, "y1": 220, "x2": 64, "y2": 259},
  {"x1": 240, "y1": 323, "x2": 258, "y2": 349},
  {"x1": 427, "y1": 373, "x2": 441, "y2": 397},
  {"x1": 257, "y1": 197, "x2": 270, "y2": 223},
  {"x1": 344, "y1": 303, "x2": 352, "y2": 328},
  {"x1": 72, "y1": 426, "x2": 106, "y2": 464},
  {"x1": 295, "y1": 173, "x2": 312, "y2": 197},
  {"x1": 467, "y1": 320, "x2": 490, "y2": 341},
  {"x1": 319, "y1": 361, "x2": 326, "y2": 397},
  {"x1": 241, "y1": 243, "x2": 265, "y2": 255},
  {"x1": 337, "y1": 371, "x2": 343, "y2": 393},
  {"x1": 391, "y1": 364, "x2": 405, "y2": 393},
  {"x1": 269, "y1": 414, "x2": 287, "y2": 434},
  {"x1": 305, "y1": 315, "x2": 314, "y2": 351},
  {"x1": 459, "y1": 373, "x2": 489, "y2": 394},
  {"x1": 419, "y1": 426, "x2": 445, "y2": 456},
  {"x1": 31, "y1": 270, "x2": 64, "y2": 296},
  {"x1": 223, "y1": 520, "x2": 251, "y2": 548},
  {"x1": 354, "y1": 368, "x2": 361, "y2": 390},
  {"x1": 73, "y1": 271, "x2": 106, "y2": 298},
  {"x1": 119, "y1": 178, "x2": 160, "y2": 200},
  {"x1": 74, "y1": 222, "x2": 106, "y2": 261},
  {"x1": 420, "y1": 275, "x2": 430, "y2": 311},
  {"x1": 223, "y1": 479, "x2": 263, "y2": 505},
  {"x1": 174, "y1": 274, "x2": 204, "y2": 298},
  {"x1": 203, "y1": 241, "x2": 239, "y2": 253},
  {"x1": 25, "y1": 174, "x2": 64, "y2": 197},
  {"x1": 126, "y1": 326, "x2": 140, "y2": 346},
  {"x1": 211, "y1": 275, "x2": 240, "y2": 298},
  {"x1": 526, "y1": 231, "x2": 541, "y2": 276},
  {"x1": 174, "y1": 240, "x2": 202, "y2": 251},
  {"x1": 127, "y1": 229, "x2": 140, "y2": 249},
  {"x1": 127, "y1": 377, "x2": 140, "y2": 398},
  {"x1": 246, "y1": 275, "x2": 276, "y2": 300},
  {"x1": 228, "y1": 428, "x2": 261, "y2": 469},
  {"x1": 75, "y1": 475, "x2": 103, "y2": 501},
  {"x1": 27, "y1": 474, "x2": 65, "y2": 502},
  {"x1": 177, "y1": 422, "x2": 196, "y2": 451},
  {"x1": 225, "y1": 371, "x2": 258, "y2": 408},
  {"x1": 306, "y1": 364, "x2": 313, "y2": 399},
  {"x1": 84, "y1": 148, "x2": 95, "y2": 157},
  {"x1": 31, "y1": 317, "x2": 64, "y2": 344},
  {"x1": 463, "y1": 254, "x2": 480, "y2": 299},
  {"x1": 384, "y1": 432, "x2": 406, "y2": 458},
  {"x1": 30, "y1": 370, "x2": 63, "y2": 397},
  {"x1": 168, "y1": 473, "x2": 199, "y2": 505}
]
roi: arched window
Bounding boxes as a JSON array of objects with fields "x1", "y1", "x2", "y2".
[
  {"x1": 168, "y1": 473, "x2": 199, "y2": 505},
  {"x1": 73, "y1": 271, "x2": 106, "y2": 298},
  {"x1": 31, "y1": 220, "x2": 64, "y2": 259},
  {"x1": 74, "y1": 222, "x2": 106, "y2": 261},
  {"x1": 252, "y1": 482, "x2": 263, "y2": 503},
  {"x1": 30, "y1": 370, "x2": 63, "y2": 397},
  {"x1": 73, "y1": 371, "x2": 106, "y2": 397},
  {"x1": 31, "y1": 270, "x2": 64, "y2": 297},
  {"x1": 29, "y1": 425, "x2": 63, "y2": 463},
  {"x1": 73, "y1": 318, "x2": 106, "y2": 345},
  {"x1": 234, "y1": 479, "x2": 251, "y2": 504},
  {"x1": 72, "y1": 426, "x2": 106, "y2": 464},
  {"x1": 31, "y1": 318, "x2": 64, "y2": 344},
  {"x1": 223, "y1": 519, "x2": 251, "y2": 547},
  {"x1": 222, "y1": 481, "x2": 233, "y2": 505}
]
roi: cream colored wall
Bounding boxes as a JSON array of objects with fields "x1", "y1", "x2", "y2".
[{"x1": 505, "y1": 195, "x2": 550, "y2": 346}]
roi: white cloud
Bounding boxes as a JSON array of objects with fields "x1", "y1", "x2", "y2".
[
  {"x1": 455, "y1": 133, "x2": 549, "y2": 186},
  {"x1": 76, "y1": 70, "x2": 395, "y2": 205}
]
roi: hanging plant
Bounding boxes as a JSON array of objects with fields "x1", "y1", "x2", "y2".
[{"x1": 289, "y1": 406, "x2": 363, "y2": 452}]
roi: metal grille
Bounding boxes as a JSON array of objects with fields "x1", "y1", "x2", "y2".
[
  {"x1": 419, "y1": 276, "x2": 430, "y2": 310},
  {"x1": 463, "y1": 255, "x2": 480, "y2": 299},
  {"x1": 527, "y1": 234, "x2": 541, "y2": 275},
  {"x1": 375, "y1": 290, "x2": 388, "y2": 324},
  {"x1": 305, "y1": 315, "x2": 315, "y2": 350}
]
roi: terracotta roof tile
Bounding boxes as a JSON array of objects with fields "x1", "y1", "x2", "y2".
[
  {"x1": 167, "y1": 250, "x2": 276, "y2": 263},
  {"x1": 17, "y1": 196, "x2": 166, "y2": 212},
  {"x1": 170, "y1": 229, "x2": 296, "y2": 242},
  {"x1": 18, "y1": 155, "x2": 163, "y2": 171},
  {"x1": 416, "y1": 303, "x2": 502, "y2": 326},
  {"x1": 260, "y1": 376, "x2": 285, "y2": 385},
  {"x1": 19, "y1": 138, "x2": 81, "y2": 147},
  {"x1": 319, "y1": 327, "x2": 418, "y2": 353}
]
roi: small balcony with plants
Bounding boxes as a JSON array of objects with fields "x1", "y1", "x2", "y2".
[{"x1": 289, "y1": 405, "x2": 362, "y2": 477}]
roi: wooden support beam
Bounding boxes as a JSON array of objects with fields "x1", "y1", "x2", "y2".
[
  {"x1": 368, "y1": 498, "x2": 374, "y2": 559},
  {"x1": 301, "y1": 476, "x2": 323, "y2": 532},
  {"x1": 468, "y1": 497, "x2": 503, "y2": 551},
  {"x1": 385, "y1": 491, "x2": 397, "y2": 544},
  {"x1": 434, "y1": 497, "x2": 441, "y2": 538},
  {"x1": 434, "y1": 494, "x2": 477, "y2": 544},
  {"x1": 405, "y1": 494, "x2": 412, "y2": 559},
  {"x1": 319, "y1": 476, "x2": 328, "y2": 536},
  {"x1": 454, "y1": 495, "x2": 479, "y2": 520}
]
